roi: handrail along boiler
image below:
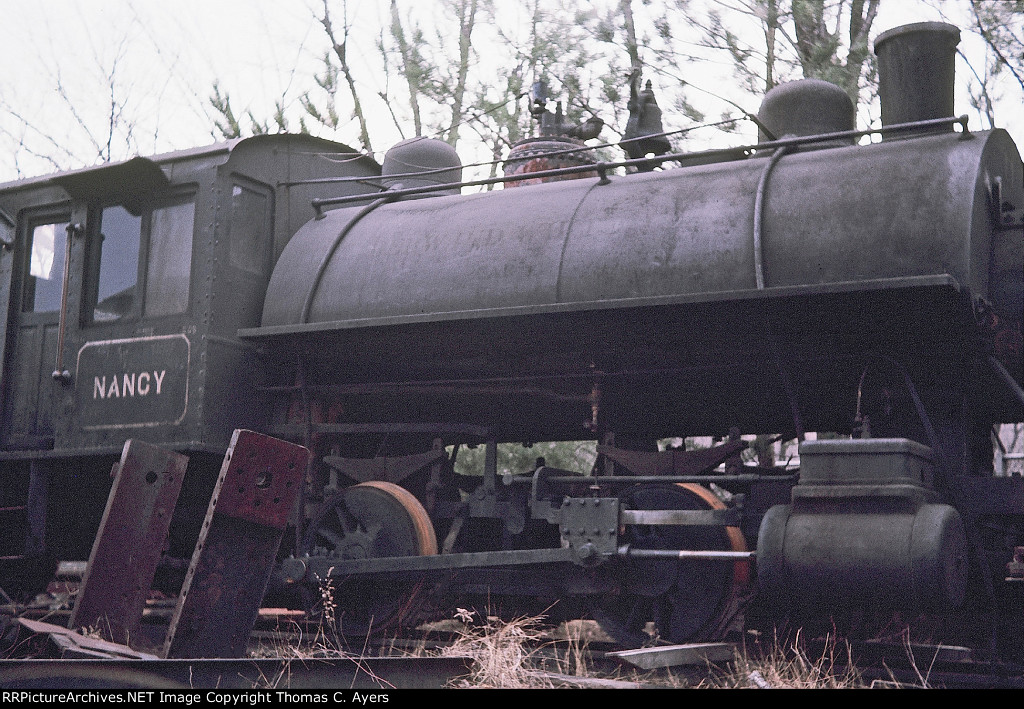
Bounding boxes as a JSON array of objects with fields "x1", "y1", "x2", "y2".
[{"x1": 0, "y1": 22, "x2": 1023, "y2": 651}]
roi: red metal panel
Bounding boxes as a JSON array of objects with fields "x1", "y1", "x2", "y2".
[
  {"x1": 68, "y1": 439, "x2": 189, "y2": 646},
  {"x1": 163, "y1": 430, "x2": 308, "y2": 658},
  {"x1": 212, "y1": 430, "x2": 308, "y2": 530}
]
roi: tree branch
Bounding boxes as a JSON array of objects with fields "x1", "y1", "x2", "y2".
[
  {"x1": 318, "y1": 0, "x2": 373, "y2": 153},
  {"x1": 971, "y1": 0, "x2": 1024, "y2": 92}
]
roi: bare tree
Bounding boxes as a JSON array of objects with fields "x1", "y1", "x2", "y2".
[
  {"x1": 970, "y1": 0, "x2": 1024, "y2": 93},
  {"x1": 654, "y1": 0, "x2": 879, "y2": 108},
  {"x1": 314, "y1": 0, "x2": 374, "y2": 154},
  {"x1": 792, "y1": 0, "x2": 879, "y2": 103},
  {"x1": 440, "y1": 0, "x2": 481, "y2": 147},
  {"x1": 0, "y1": 28, "x2": 145, "y2": 175},
  {"x1": 205, "y1": 0, "x2": 896, "y2": 174},
  {"x1": 958, "y1": 0, "x2": 1024, "y2": 130},
  {"x1": 386, "y1": 0, "x2": 429, "y2": 137},
  {"x1": 381, "y1": 0, "x2": 482, "y2": 148}
]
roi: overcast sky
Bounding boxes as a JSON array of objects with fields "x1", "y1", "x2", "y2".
[
  {"x1": 0, "y1": 0, "x2": 1016, "y2": 180},
  {"x1": 0, "y1": 1, "x2": 325, "y2": 175}
]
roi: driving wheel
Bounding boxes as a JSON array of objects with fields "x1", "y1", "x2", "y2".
[
  {"x1": 302, "y1": 481, "x2": 437, "y2": 637},
  {"x1": 596, "y1": 483, "x2": 749, "y2": 647}
]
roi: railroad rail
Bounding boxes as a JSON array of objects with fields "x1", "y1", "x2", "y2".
[
  {"x1": 0, "y1": 656, "x2": 474, "y2": 690},
  {"x1": 6, "y1": 605, "x2": 1024, "y2": 689}
]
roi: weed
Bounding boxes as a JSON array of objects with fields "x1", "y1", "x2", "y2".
[
  {"x1": 440, "y1": 609, "x2": 557, "y2": 688},
  {"x1": 702, "y1": 629, "x2": 864, "y2": 689}
]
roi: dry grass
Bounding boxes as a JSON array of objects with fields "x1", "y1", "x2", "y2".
[
  {"x1": 250, "y1": 582, "x2": 346, "y2": 660},
  {"x1": 251, "y1": 599, "x2": 874, "y2": 689},
  {"x1": 249, "y1": 607, "x2": 950, "y2": 689},
  {"x1": 439, "y1": 608, "x2": 559, "y2": 688},
  {"x1": 248, "y1": 612, "x2": 946, "y2": 689},
  {"x1": 436, "y1": 610, "x2": 692, "y2": 688},
  {"x1": 248, "y1": 574, "x2": 921, "y2": 689},
  {"x1": 700, "y1": 629, "x2": 865, "y2": 689}
]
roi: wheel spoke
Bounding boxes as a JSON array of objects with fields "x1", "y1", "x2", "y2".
[
  {"x1": 335, "y1": 505, "x2": 355, "y2": 533},
  {"x1": 364, "y1": 521, "x2": 384, "y2": 543},
  {"x1": 317, "y1": 527, "x2": 345, "y2": 551}
]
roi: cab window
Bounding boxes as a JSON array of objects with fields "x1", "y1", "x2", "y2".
[
  {"x1": 144, "y1": 201, "x2": 194, "y2": 317},
  {"x1": 91, "y1": 206, "x2": 141, "y2": 322},
  {"x1": 85, "y1": 197, "x2": 194, "y2": 323},
  {"x1": 24, "y1": 219, "x2": 70, "y2": 313},
  {"x1": 229, "y1": 184, "x2": 270, "y2": 274}
]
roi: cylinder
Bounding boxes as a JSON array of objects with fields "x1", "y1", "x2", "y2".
[
  {"x1": 266, "y1": 130, "x2": 1017, "y2": 329},
  {"x1": 757, "y1": 501, "x2": 968, "y2": 611},
  {"x1": 874, "y1": 22, "x2": 960, "y2": 131}
]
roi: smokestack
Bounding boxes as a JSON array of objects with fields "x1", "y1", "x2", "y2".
[{"x1": 874, "y1": 22, "x2": 960, "y2": 132}]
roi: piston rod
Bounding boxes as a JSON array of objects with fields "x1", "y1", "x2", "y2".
[{"x1": 618, "y1": 546, "x2": 755, "y2": 560}]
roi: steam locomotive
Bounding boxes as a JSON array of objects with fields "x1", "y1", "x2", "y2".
[{"x1": 2, "y1": 22, "x2": 1023, "y2": 653}]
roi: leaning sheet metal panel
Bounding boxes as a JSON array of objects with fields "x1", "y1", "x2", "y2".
[
  {"x1": 163, "y1": 430, "x2": 309, "y2": 658},
  {"x1": 68, "y1": 439, "x2": 189, "y2": 646}
]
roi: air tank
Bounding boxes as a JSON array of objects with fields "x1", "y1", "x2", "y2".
[{"x1": 757, "y1": 438, "x2": 968, "y2": 611}]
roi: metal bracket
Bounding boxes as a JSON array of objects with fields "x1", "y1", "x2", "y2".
[
  {"x1": 559, "y1": 497, "x2": 619, "y2": 566},
  {"x1": 530, "y1": 465, "x2": 568, "y2": 523},
  {"x1": 989, "y1": 175, "x2": 1024, "y2": 231},
  {"x1": 597, "y1": 439, "x2": 748, "y2": 476},
  {"x1": 323, "y1": 448, "x2": 446, "y2": 485}
]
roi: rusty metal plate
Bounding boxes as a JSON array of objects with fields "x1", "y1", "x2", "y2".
[
  {"x1": 163, "y1": 430, "x2": 308, "y2": 659},
  {"x1": 68, "y1": 439, "x2": 188, "y2": 645},
  {"x1": 608, "y1": 642, "x2": 736, "y2": 670},
  {"x1": 17, "y1": 618, "x2": 159, "y2": 660},
  {"x1": 213, "y1": 430, "x2": 309, "y2": 530}
]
